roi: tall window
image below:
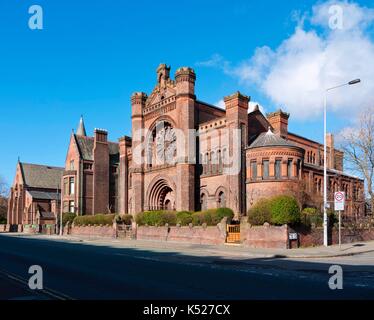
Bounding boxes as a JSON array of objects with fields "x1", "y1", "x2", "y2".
[
  {"x1": 69, "y1": 200, "x2": 75, "y2": 213},
  {"x1": 218, "y1": 192, "x2": 226, "y2": 208},
  {"x1": 287, "y1": 159, "x2": 293, "y2": 178},
  {"x1": 69, "y1": 177, "x2": 75, "y2": 195},
  {"x1": 63, "y1": 178, "x2": 69, "y2": 196},
  {"x1": 70, "y1": 160, "x2": 75, "y2": 170},
  {"x1": 201, "y1": 193, "x2": 207, "y2": 211},
  {"x1": 251, "y1": 161, "x2": 257, "y2": 180},
  {"x1": 263, "y1": 160, "x2": 269, "y2": 179},
  {"x1": 275, "y1": 160, "x2": 281, "y2": 179}
]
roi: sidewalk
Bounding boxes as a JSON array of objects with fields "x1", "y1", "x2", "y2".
[{"x1": 4, "y1": 232, "x2": 374, "y2": 260}]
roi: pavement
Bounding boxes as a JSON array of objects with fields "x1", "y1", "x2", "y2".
[
  {"x1": 4, "y1": 232, "x2": 374, "y2": 259},
  {"x1": 0, "y1": 233, "x2": 373, "y2": 299}
]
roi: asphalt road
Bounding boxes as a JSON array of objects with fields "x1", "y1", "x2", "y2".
[{"x1": 0, "y1": 234, "x2": 373, "y2": 300}]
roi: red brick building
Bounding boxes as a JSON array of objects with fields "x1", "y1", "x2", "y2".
[
  {"x1": 7, "y1": 64, "x2": 365, "y2": 227},
  {"x1": 118, "y1": 64, "x2": 365, "y2": 219},
  {"x1": 61, "y1": 117, "x2": 119, "y2": 215},
  {"x1": 7, "y1": 162, "x2": 64, "y2": 225}
]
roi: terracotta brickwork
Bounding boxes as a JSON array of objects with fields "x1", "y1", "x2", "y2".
[
  {"x1": 120, "y1": 64, "x2": 364, "y2": 219},
  {"x1": 8, "y1": 63, "x2": 365, "y2": 229}
]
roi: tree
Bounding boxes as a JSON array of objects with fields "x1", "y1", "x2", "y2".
[
  {"x1": 0, "y1": 175, "x2": 9, "y2": 224},
  {"x1": 339, "y1": 107, "x2": 374, "y2": 215}
]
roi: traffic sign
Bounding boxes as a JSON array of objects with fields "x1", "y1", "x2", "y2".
[{"x1": 334, "y1": 191, "x2": 345, "y2": 211}]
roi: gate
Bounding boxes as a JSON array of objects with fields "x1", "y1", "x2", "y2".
[
  {"x1": 226, "y1": 224, "x2": 240, "y2": 243},
  {"x1": 116, "y1": 224, "x2": 134, "y2": 239}
]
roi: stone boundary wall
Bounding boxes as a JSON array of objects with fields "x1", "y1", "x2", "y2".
[
  {"x1": 293, "y1": 226, "x2": 374, "y2": 247},
  {"x1": 241, "y1": 223, "x2": 289, "y2": 249},
  {"x1": 0, "y1": 224, "x2": 6, "y2": 232},
  {"x1": 69, "y1": 224, "x2": 115, "y2": 238},
  {"x1": 136, "y1": 224, "x2": 227, "y2": 245}
]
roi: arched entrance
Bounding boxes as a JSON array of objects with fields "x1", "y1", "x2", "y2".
[{"x1": 148, "y1": 178, "x2": 175, "y2": 211}]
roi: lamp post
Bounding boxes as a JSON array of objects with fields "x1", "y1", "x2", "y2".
[{"x1": 323, "y1": 79, "x2": 361, "y2": 247}]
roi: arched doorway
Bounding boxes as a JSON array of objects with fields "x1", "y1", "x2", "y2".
[
  {"x1": 218, "y1": 191, "x2": 226, "y2": 208},
  {"x1": 148, "y1": 178, "x2": 175, "y2": 211}
]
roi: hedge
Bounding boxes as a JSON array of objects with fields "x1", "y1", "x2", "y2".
[
  {"x1": 269, "y1": 195, "x2": 300, "y2": 225},
  {"x1": 61, "y1": 212, "x2": 76, "y2": 225},
  {"x1": 73, "y1": 214, "x2": 115, "y2": 226},
  {"x1": 135, "y1": 211, "x2": 177, "y2": 226},
  {"x1": 247, "y1": 199, "x2": 272, "y2": 225},
  {"x1": 136, "y1": 208, "x2": 234, "y2": 227},
  {"x1": 247, "y1": 195, "x2": 300, "y2": 226}
]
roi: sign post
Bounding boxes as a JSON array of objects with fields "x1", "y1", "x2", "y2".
[{"x1": 334, "y1": 191, "x2": 345, "y2": 250}]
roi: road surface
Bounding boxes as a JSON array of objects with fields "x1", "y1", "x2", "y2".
[{"x1": 0, "y1": 234, "x2": 373, "y2": 300}]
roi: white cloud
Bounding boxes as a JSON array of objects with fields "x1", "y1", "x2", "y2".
[
  {"x1": 203, "y1": 1, "x2": 374, "y2": 120},
  {"x1": 214, "y1": 99, "x2": 266, "y2": 114}
]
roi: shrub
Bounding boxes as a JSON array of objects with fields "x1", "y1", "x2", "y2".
[
  {"x1": 135, "y1": 211, "x2": 177, "y2": 226},
  {"x1": 215, "y1": 207, "x2": 234, "y2": 223},
  {"x1": 247, "y1": 199, "x2": 272, "y2": 225},
  {"x1": 301, "y1": 208, "x2": 322, "y2": 227},
  {"x1": 74, "y1": 214, "x2": 115, "y2": 226},
  {"x1": 176, "y1": 211, "x2": 193, "y2": 226},
  {"x1": 192, "y1": 211, "x2": 213, "y2": 226},
  {"x1": 62, "y1": 212, "x2": 76, "y2": 225},
  {"x1": 269, "y1": 195, "x2": 301, "y2": 225},
  {"x1": 0, "y1": 216, "x2": 6, "y2": 224}
]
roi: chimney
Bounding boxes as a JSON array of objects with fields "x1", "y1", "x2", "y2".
[
  {"x1": 94, "y1": 128, "x2": 108, "y2": 143},
  {"x1": 266, "y1": 109, "x2": 289, "y2": 138},
  {"x1": 93, "y1": 128, "x2": 109, "y2": 214}
]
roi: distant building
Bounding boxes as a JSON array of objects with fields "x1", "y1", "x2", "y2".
[
  {"x1": 7, "y1": 162, "x2": 63, "y2": 225},
  {"x1": 62, "y1": 117, "x2": 119, "y2": 215}
]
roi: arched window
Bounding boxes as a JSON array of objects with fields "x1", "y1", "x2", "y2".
[
  {"x1": 218, "y1": 191, "x2": 226, "y2": 208},
  {"x1": 201, "y1": 193, "x2": 207, "y2": 211},
  {"x1": 211, "y1": 151, "x2": 216, "y2": 174}
]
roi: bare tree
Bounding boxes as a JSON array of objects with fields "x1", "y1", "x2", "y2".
[
  {"x1": 339, "y1": 107, "x2": 374, "y2": 215},
  {"x1": 0, "y1": 175, "x2": 9, "y2": 223}
]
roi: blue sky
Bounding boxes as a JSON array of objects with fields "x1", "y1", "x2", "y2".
[{"x1": 1, "y1": 0, "x2": 373, "y2": 184}]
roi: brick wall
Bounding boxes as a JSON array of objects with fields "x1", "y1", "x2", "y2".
[
  {"x1": 69, "y1": 225, "x2": 114, "y2": 238},
  {"x1": 136, "y1": 225, "x2": 226, "y2": 245},
  {"x1": 241, "y1": 223, "x2": 289, "y2": 249}
]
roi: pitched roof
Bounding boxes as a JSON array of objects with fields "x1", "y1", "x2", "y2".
[
  {"x1": 27, "y1": 190, "x2": 60, "y2": 200},
  {"x1": 73, "y1": 135, "x2": 119, "y2": 164},
  {"x1": 249, "y1": 128, "x2": 298, "y2": 149},
  {"x1": 20, "y1": 163, "x2": 64, "y2": 189}
]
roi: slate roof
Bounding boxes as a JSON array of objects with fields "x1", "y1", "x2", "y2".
[
  {"x1": 249, "y1": 128, "x2": 299, "y2": 149},
  {"x1": 74, "y1": 135, "x2": 119, "y2": 164},
  {"x1": 27, "y1": 190, "x2": 60, "y2": 200},
  {"x1": 38, "y1": 212, "x2": 56, "y2": 219},
  {"x1": 20, "y1": 163, "x2": 64, "y2": 189}
]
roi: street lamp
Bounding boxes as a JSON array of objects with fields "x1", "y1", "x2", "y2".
[{"x1": 323, "y1": 79, "x2": 361, "y2": 247}]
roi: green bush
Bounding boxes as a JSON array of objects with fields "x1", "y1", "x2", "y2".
[
  {"x1": 74, "y1": 214, "x2": 115, "y2": 226},
  {"x1": 301, "y1": 208, "x2": 323, "y2": 227},
  {"x1": 215, "y1": 207, "x2": 234, "y2": 223},
  {"x1": 0, "y1": 216, "x2": 6, "y2": 224},
  {"x1": 135, "y1": 211, "x2": 177, "y2": 226},
  {"x1": 192, "y1": 211, "x2": 211, "y2": 226},
  {"x1": 269, "y1": 195, "x2": 301, "y2": 225},
  {"x1": 247, "y1": 199, "x2": 272, "y2": 225},
  {"x1": 61, "y1": 212, "x2": 76, "y2": 225},
  {"x1": 176, "y1": 211, "x2": 193, "y2": 226}
]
